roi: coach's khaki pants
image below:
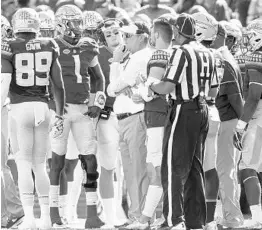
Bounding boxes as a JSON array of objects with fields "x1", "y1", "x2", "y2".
[
  {"x1": 118, "y1": 112, "x2": 149, "y2": 219},
  {"x1": 217, "y1": 119, "x2": 244, "y2": 222}
]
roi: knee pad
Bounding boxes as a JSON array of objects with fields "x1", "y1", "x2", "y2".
[
  {"x1": 79, "y1": 154, "x2": 99, "y2": 189},
  {"x1": 240, "y1": 168, "x2": 258, "y2": 183}
]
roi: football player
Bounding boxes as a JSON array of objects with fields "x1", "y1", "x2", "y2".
[
  {"x1": 125, "y1": 18, "x2": 173, "y2": 230},
  {"x1": 234, "y1": 19, "x2": 262, "y2": 227},
  {"x1": 49, "y1": 4, "x2": 106, "y2": 228},
  {"x1": 1, "y1": 8, "x2": 65, "y2": 229}
]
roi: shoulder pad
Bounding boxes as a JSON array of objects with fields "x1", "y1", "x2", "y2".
[
  {"x1": 245, "y1": 51, "x2": 262, "y2": 71},
  {"x1": 77, "y1": 37, "x2": 99, "y2": 55}
]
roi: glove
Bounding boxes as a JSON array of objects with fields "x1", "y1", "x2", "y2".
[
  {"x1": 51, "y1": 115, "x2": 64, "y2": 138},
  {"x1": 85, "y1": 106, "x2": 101, "y2": 118},
  {"x1": 233, "y1": 120, "x2": 247, "y2": 151},
  {"x1": 233, "y1": 129, "x2": 244, "y2": 151}
]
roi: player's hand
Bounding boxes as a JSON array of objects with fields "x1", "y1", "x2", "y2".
[
  {"x1": 131, "y1": 94, "x2": 144, "y2": 104},
  {"x1": 233, "y1": 128, "x2": 245, "y2": 151},
  {"x1": 112, "y1": 44, "x2": 128, "y2": 62},
  {"x1": 51, "y1": 115, "x2": 64, "y2": 138},
  {"x1": 85, "y1": 106, "x2": 101, "y2": 118}
]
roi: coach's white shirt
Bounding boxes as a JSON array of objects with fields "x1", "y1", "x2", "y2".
[{"x1": 108, "y1": 47, "x2": 154, "y2": 115}]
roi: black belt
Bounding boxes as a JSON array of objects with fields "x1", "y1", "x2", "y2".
[
  {"x1": 168, "y1": 96, "x2": 206, "y2": 106},
  {"x1": 117, "y1": 111, "x2": 143, "y2": 120}
]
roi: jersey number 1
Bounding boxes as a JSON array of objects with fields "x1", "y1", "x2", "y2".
[{"x1": 15, "y1": 52, "x2": 52, "y2": 87}]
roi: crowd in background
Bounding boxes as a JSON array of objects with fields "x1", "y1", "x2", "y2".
[{"x1": 2, "y1": 0, "x2": 262, "y2": 27}]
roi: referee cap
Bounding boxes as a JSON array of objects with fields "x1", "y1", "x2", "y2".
[{"x1": 175, "y1": 13, "x2": 196, "y2": 39}]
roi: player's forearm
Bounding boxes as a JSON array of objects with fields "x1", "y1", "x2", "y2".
[
  {"x1": 240, "y1": 97, "x2": 260, "y2": 123},
  {"x1": 90, "y1": 64, "x2": 105, "y2": 92},
  {"x1": 53, "y1": 87, "x2": 65, "y2": 117},
  {"x1": 228, "y1": 94, "x2": 244, "y2": 119}
]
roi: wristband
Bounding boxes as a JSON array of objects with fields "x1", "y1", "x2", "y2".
[
  {"x1": 236, "y1": 120, "x2": 247, "y2": 130},
  {"x1": 89, "y1": 91, "x2": 106, "y2": 109}
]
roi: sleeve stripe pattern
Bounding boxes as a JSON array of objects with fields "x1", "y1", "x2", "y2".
[
  {"x1": 166, "y1": 48, "x2": 186, "y2": 84},
  {"x1": 182, "y1": 46, "x2": 199, "y2": 100}
]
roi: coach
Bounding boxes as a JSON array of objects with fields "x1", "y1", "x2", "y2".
[
  {"x1": 107, "y1": 22, "x2": 153, "y2": 222},
  {"x1": 149, "y1": 14, "x2": 216, "y2": 229}
]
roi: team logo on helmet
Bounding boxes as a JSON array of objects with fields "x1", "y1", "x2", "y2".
[
  {"x1": 1, "y1": 15, "x2": 12, "y2": 39},
  {"x1": 12, "y1": 8, "x2": 40, "y2": 34},
  {"x1": 83, "y1": 11, "x2": 103, "y2": 31},
  {"x1": 192, "y1": 12, "x2": 218, "y2": 42}
]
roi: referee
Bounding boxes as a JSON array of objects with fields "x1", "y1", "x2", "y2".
[{"x1": 149, "y1": 14, "x2": 216, "y2": 229}]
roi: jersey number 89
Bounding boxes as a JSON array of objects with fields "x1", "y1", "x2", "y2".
[{"x1": 15, "y1": 52, "x2": 52, "y2": 87}]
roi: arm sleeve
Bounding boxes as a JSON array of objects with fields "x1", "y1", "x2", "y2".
[
  {"x1": 107, "y1": 62, "x2": 126, "y2": 97},
  {"x1": 162, "y1": 48, "x2": 187, "y2": 84}
]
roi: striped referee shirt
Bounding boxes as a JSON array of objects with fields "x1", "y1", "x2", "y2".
[{"x1": 163, "y1": 41, "x2": 216, "y2": 101}]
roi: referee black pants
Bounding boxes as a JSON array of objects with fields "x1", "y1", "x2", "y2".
[{"x1": 161, "y1": 99, "x2": 209, "y2": 229}]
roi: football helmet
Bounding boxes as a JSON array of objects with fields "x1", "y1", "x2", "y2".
[
  {"x1": 192, "y1": 12, "x2": 218, "y2": 42},
  {"x1": 1, "y1": 15, "x2": 12, "y2": 39},
  {"x1": 83, "y1": 11, "x2": 103, "y2": 40},
  {"x1": 246, "y1": 19, "x2": 262, "y2": 52},
  {"x1": 55, "y1": 4, "x2": 83, "y2": 40},
  {"x1": 220, "y1": 20, "x2": 242, "y2": 54},
  {"x1": 39, "y1": 11, "x2": 55, "y2": 37},
  {"x1": 12, "y1": 8, "x2": 40, "y2": 34}
]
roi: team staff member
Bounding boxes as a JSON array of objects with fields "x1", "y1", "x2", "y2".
[
  {"x1": 148, "y1": 14, "x2": 216, "y2": 229},
  {"x1": 107, "y1": 21, "x2": 153, "y2": 223}
]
